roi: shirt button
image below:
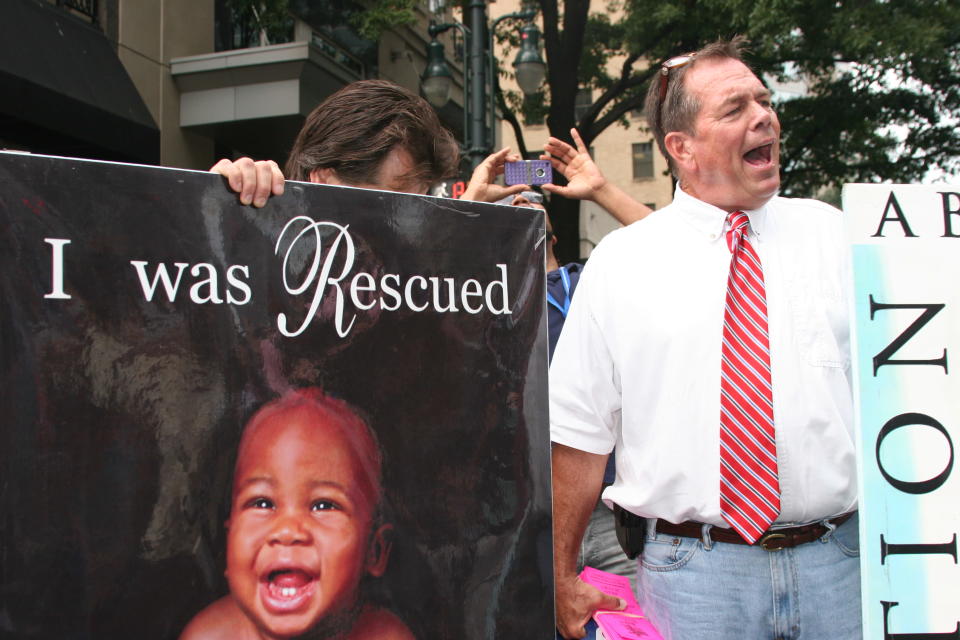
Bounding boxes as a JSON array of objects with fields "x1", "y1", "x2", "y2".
[{"x1": 710, "y1": 233, "x2": 717, "y2": 240}]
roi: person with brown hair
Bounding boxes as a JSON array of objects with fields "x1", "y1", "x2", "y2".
[
  {"x1": 213, "y1": 79, "x2": 527, "y2": 203},
  {"x1": 549, "y1": 37, "x2": 859, "y2": 639}
]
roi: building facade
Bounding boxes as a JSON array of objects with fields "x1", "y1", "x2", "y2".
[
  {"x1": 1, "y1": 0, "x2": 464, "y2": 172},
  {"x1": 1, "y1": 0, "x2": 670, "y2": 255}
]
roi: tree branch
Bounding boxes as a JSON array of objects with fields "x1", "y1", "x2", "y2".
[
  {"x1": 576, "y1": 20, "x2": 679, "y2": 143},
  {"x1": 588, "y1": 51, "x2": 641, "y2": 114},
  {"x1": 579, "y1": 66, "x2": 656, "y2": 141},
  {"x1": 589, "y1": 92, "x2": 648, "y2": 136}
]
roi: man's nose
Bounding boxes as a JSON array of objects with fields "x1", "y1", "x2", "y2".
[
  {"x1": 750, "y1": 100, "x2": 773, "y2": 129},
  {"x1": 269, "y1": 512, "x2": 312, "y2": 545}
]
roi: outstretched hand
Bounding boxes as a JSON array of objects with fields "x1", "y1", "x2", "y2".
[
  {"x1": 460, "y1": 148, "x2": 530, "y2": 203},
  {"x1": 554, "y1": 574, "x2": 626, "y2": 639},
  {"x1": 541, "y1": 128, "x2": 608, "y2": 202},
  {"x1": 210, "y1": 157, "x2": 284, "y2": 208}
]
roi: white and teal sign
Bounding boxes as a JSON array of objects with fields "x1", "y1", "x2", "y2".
[{"x1": 843, "y1": 184, "x2": 960, "y2": 639}]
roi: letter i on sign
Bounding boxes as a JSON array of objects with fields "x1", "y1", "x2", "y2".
[{"x1": 44, "y1": 238, "x2": 71, "y2": 300}]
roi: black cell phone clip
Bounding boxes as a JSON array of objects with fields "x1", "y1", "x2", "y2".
[{"x1": 613, "y1": 503, "x2": 647, "y2": 559}]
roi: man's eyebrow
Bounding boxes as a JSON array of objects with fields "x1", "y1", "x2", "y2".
[
  {"x1": 719, "y1": 87, "x2": 772, "y2": 107},
  {"x1": 719, "y1": 90, "x2": 748, "y2": 105}
]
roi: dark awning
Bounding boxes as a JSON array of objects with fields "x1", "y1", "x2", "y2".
[{"x1": 0, "y1": 0, "x2": 158, "y2": 163}]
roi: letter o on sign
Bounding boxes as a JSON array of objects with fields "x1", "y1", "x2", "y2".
[{"x1": 876, "y1": 412, "x2": 954, "y2": 495}]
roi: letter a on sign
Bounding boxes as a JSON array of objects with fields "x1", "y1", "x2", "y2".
[{"x1": 872, "y1": 191, "x2": 917, "y2": 238}]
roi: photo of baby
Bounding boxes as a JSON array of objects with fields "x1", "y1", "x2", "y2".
[{"x1": 179, "y1": 388, "x2": 414, "y2": 640}]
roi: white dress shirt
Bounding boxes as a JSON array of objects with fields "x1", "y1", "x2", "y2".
[{"x1": 550, "y1": 186, "x2": 857, "y2": 527}]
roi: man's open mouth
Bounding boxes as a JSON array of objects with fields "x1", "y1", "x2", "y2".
[
  {"x1": 743, "y1": 143, "x2": 773, "y2": 166},
  {"x1": 260, "y1": 568, "x2": 318, "y2": 613}
]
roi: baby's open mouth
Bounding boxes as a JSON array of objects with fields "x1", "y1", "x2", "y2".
[
  {"x1": 260, "y1": 568, "x2": 317, "y2": 612},
  {"x1": 743, "y1": 143, "x2": 773, "y2": 166}
]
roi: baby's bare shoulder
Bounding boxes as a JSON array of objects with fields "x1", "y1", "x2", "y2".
[
  {"x1": 349, "y1": 605, "x2": 416, "y2": 640},
  {"x1": 179, "y1": 596, "x2": 254, "y2": 640}
]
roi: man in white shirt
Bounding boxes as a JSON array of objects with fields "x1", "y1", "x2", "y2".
[{"x1": 549, "y1": 38, "x2": 860, "y2": 640}]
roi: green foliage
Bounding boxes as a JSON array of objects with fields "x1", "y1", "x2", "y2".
[
  {"x1": 230, "y1": 0, "x2": 416, "y2": 48},
  {"x1": 524, "y1": 91, "x2": 551, "y2": 127},
  {"x1": 740, "y1": 0, "x2": 960, "y2": 194},
  {"x1": 579, "y1": 12, "x2": 622, "y2": 91},
  {"x1": 352, "y1": 0, "x2": 418, "y2": 40},
  {"x1": 521, "y1": 0, "x2": 960, "y2": 197}
]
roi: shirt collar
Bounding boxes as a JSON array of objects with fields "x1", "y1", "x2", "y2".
[{"x1": 672, "y1": 184, "x2": 771, "y2": 242}]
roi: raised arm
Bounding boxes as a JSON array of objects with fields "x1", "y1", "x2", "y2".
[
  {"x1": 541, "y1": 129, "x2": 652, "y2": 225},
  {"x1": 210, "y1": 157, "x2": 285, "y2": 208}
]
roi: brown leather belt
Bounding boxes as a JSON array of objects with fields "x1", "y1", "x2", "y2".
[{"x1": 655, "y1": 513, "x2": 854, "y2": 551}]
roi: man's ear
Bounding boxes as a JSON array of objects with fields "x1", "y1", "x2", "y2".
[
  {"x1": 309, "y1": 167, "x2": 339, "y2": 184},
  {"x1": 664, "y1": 131, "x2": 694, "y2": 173},
  {"x1": 366, "y1": 523, "x2": 394, "y2": 577}
]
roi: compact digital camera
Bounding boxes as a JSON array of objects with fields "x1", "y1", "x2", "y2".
[{"x1": 504, "y1": 160, "x2": 553, "y2": 186}]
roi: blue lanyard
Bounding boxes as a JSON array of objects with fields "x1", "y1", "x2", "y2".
[{"x1": 547, "y1": 265, "x2": 572, "y2": 318}]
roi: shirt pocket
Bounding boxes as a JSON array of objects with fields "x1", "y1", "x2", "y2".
[{"x1": 785, "y1": 266, "x2": 849, "y2": 369}]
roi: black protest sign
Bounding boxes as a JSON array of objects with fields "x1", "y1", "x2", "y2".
[{"x1": 0, "y1": 152, "x2": 551, "y2": 639}]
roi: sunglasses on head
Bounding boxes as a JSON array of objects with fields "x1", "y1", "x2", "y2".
[{"x1": 656, "y1": 52, "x2": 697, "y2": 134}]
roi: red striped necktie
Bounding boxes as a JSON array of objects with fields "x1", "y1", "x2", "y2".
[{"x1": 719, "y1": 210, "x2": 780, "y2": 544}]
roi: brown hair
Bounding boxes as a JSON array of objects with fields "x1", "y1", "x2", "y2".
[
  {"x1": 643, "y1": 36, "x2": 751, "y2": 176},
  {"x1": 285, "y1": 80, "x2": 459, "y2": 188}
]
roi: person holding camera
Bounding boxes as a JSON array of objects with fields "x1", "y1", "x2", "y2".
[{"x1": 211, "y1": 79, "x2": 529, "y2": 203}]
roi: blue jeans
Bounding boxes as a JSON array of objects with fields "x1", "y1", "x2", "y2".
[{"x1": 636, "y1": 513, "x2": 861, "y2": 640}]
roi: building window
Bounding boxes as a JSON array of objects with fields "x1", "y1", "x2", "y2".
[{"x1": 632, "y1": 142, "x2": 654, "y2": 179}]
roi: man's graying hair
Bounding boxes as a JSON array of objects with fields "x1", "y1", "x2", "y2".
[
  {"x1": 285, "y1": 79, "x2": 459, "y2": 186},
  {"x1": 643, "y1": 36, "x2": 751, "y2": 176}
]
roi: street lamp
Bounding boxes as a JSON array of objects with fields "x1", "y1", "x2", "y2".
[
  {"x1": 421, "y1": 2, "x2": 546, "y2": 169},
  {"x1": 422, "y1": 38, "x2": 455, "y2": 108},
  {"x1": 513, "y1": 22, "x2": 546, "y2": 96}
]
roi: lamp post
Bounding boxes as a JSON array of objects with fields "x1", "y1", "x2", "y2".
[{"x1": 421, "y1": 2, "x2": 546, "y2": 170}]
